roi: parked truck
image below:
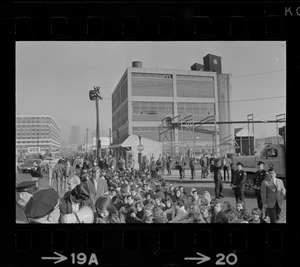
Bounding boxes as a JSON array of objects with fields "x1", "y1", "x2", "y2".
[{"x1": 231, "y1": 143, "x2": 286, "y2": 195}]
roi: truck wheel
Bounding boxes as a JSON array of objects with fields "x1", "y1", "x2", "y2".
[{"x1": 244, "y1": 173, "x2": 255, "y2": 196}]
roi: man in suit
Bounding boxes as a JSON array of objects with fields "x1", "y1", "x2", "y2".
[
  {"x1": 261, "y1": 168, "x2": 286, "y2": 223},
  {"x1": 231, "y1": 162, "x2": 247, "y2": 205},
  {"x1": 210, "y1": 201, "x2": 228, "y2": 223},
  {"x1": 86, "y1": 166, "x2": 108, "y2": 206},
  {"x1": 189, "y1": 153, "x2": 196, "y2": 180}
]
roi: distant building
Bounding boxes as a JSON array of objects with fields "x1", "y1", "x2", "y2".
[
  {"x1": 234, "y1": 128, "x2": 255, "y2": 156},
  {"x1": 16, "y1": 115, "x2": 61, "y2": 155},
  {"x1": 68, "y1": 125, "x2": 80, "y2": 145},
  {"x1": 110, "y1": 54, "x2": 234, "y2": 159}
]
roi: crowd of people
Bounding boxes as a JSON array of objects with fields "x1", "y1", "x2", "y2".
[{"x1": 16, "y1": 153, "x2": 285, "y2": 224}]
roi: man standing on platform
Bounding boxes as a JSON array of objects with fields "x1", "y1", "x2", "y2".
[
  {"x1": 200, "y1": 154, "x2": 209, "y2": 179},
  {"x1": 189, "y1": 153, "x2": 196, "y2": 180},
  {"x1": 177, "y1": 154, "x2": 186, "y2": 180},
  {"x1": 166, "y1": 153, "x2": 172, "y2": 175}
]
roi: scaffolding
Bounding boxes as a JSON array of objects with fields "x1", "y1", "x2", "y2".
[{"x1": 158, "y1": 114, "x2": 286, "y2": 161}]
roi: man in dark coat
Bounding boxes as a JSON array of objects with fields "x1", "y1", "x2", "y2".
[
  {"x1": 231, "y1": 162, "x2": 247, "y2": 205},
  {"x1": 213, "y1": 158, "x2": 224, "y2": 199},
  {"x1": 30, "y1": 161, "x2": 43, "y2": 187},
  {"x1": 253, "y1": 161, "x2": 268, "y2": 212},
  {"x1": 177, "y1": 154, "x2": 186, "y2": 180},
  {"x1": 210, "y1": 201, "x2": 228, "y2": 223},
  {"x1": 165, "y1": 153, "x2": 172, "y2": 175},
  {"x1": 189, "y1": 153, "x2": 196, "y2": 180}
]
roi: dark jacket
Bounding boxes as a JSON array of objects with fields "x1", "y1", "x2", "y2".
[
  {"x1": 59, "y1": 194, "x2": 96, "y2": 222},
  {"x1": 189, "y1": 157, "x2": 196, "y2": 168},
  {"x1": 211, "y1": 210, "x2": 228, "y2": 223},
  {"x1": 30, "y1": 166, "x2": 42, "y2": 178},
  {"x1": 253, "y1": 169, "x2": 267, "y2": 189},
  {"x1": 231, "y1": 170, "x2": 247, "y2": 189},
  {"x1": 213, "y1": 164, "x2": 223, "y2": 182},
  {"x1": 133, "y1": 209, "x2": 146, "y2": 223}
]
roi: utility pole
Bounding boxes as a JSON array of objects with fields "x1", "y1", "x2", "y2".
[{"x1": 89, "y1": 86, "x2": 103, "y2": 161}]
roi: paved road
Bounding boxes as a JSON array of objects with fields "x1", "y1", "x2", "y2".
[{"x1": 16, "y1": 170, "x2": 286, "y2": 223}]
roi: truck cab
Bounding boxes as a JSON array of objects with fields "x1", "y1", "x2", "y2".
[{"x1": 232, "y1": 144, "x2": 285, "y2": 195}]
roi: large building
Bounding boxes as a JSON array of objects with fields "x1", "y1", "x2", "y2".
[
  {"x1": 111, "y1": 54, "x2": 234, "y2": 158},
  {"x1": 16, "y1": 115, "x2": 61, "y2": 155}
]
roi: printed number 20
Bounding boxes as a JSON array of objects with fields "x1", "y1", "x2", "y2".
[{"x1": 216, "y1": 253, "x2": 238, "y2": 265}]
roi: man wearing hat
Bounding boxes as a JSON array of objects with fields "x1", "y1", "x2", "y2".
[
  {"x1": 253, "y1": 161, "x2": 268, "y2": 212},
  {"x1": 24, "y1": 188, "x2": 60, "y2": 223},
  {"x1": 231, "y1": 162, "x2": 247, "y2": 205},
  {"x1": 16, "y1": 181, "x2": 38, "y2": 223},
  {"x1": 261, "y1": 168, "x2": 286, "y2": 223}
]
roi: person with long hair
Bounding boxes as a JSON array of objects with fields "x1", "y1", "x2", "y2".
[
  {"x1": 95, "y1": 195, "x2": 125, "y2": 223},
  {"x1": 201, "y1": 191, "x2": 212, "y2": 206}
]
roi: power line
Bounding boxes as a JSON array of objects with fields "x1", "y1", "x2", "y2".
[
  {"x1": 101, "y1": 95, "x2": 286, "y2": 104},
  {"x1": 232, "y1": 69, "x2": 285, "y2": 79}
]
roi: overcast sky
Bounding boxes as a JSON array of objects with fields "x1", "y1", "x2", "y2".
[{"x1": 16, "y1": 41, "x2": 286, "y2": 143}]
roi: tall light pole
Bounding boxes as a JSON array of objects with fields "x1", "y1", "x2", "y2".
[
  {"x1": 137, "y1": 135, "x2": 144, "y2": 171},
  {"x1": 89, "y1": 86, "x2": 103, "y2": 161}
]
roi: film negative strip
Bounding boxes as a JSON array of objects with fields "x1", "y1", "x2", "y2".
[{"x1": 1, "y1": 0, "x2": 299, "y2": 266}]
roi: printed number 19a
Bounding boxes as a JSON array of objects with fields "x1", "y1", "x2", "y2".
[
  {"x1": 216, "y1": 253, "x2": 238, "y2": 265},
  {"x1": 71, "y1": 253, "x2": 98, "y2": 265}
]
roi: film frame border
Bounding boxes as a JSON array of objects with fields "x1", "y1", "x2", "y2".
[{"x1": 2, "y1": 1, "x2": 299, "y2": 266}]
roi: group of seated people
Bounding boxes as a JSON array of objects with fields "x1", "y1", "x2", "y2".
[
  {"x1": 52, "y1": 166, "x2": 266, "y2": 224},
  {"x1": 20, "y1": 165, "x2": 266, "y2": 224}
]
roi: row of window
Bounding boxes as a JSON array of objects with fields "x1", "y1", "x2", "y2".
[
  {"x1": 16, "y1": 120, "x2": 61, "y2": 131},
  {"x1": 132, "y1": 73, "x2": 173, "y2": 79},
  {"x1": 132, "y1": 101, "x2": 173, "y2": 115},
  {"x1": 112, "y1": 77, "x2": 128, "y2": 111},
  {"x1": 112, "y1": 104, "x2": 129, "y2": 130},
  {"x1": 132, "y1": 127, "x2": 159, "y2": 131},
  {"x1": 16, "y1": 141, "x2": 51, "y2": 144},
  {"x1": 177, "y1": 102, "x2": 215, "y2": 116}
]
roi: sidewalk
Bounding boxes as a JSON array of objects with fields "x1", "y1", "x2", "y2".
[{"x1": 162, "y1": 171, "x2": 215, "y2": 183}]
